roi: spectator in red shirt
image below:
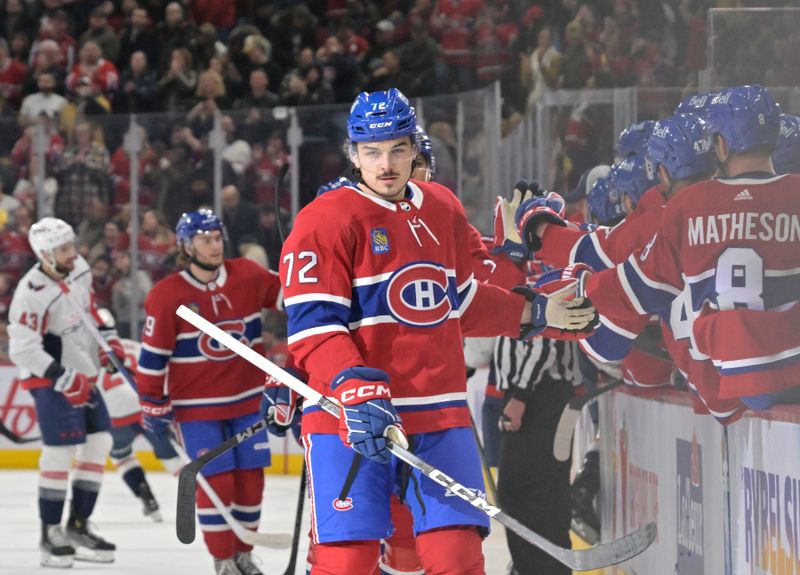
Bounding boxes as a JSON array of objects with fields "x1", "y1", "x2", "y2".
[
  {"x1": 66, "y1": 41, "x2": 119, "y2": 103},
  {"x1": 190, "y1": 0, "x2": 236, "y2": 37},
  {"x1": 0, "y1": 37, "x2": 27, "y2": 110}
]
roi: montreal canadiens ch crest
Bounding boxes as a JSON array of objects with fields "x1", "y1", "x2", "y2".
[
  {"x1": 198, "y1": 319, "x2": 250, "y2": 360},
  {"x1": 385, "y1": 262, "x2": 453, "y2": 327}
]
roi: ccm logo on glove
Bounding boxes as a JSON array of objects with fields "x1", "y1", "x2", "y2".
[{"x1": 339, "y1": 383, "x2": 391, "y2": 404}]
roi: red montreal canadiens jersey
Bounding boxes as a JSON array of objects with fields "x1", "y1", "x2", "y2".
[
  {"x1": 589, "y1": 173, "x2": 800, "y2": 410},
  {"x1": 282, "y1": 181, "x2": 526, "y2": 435},
  {"x1": 137, "y1": 259, "x2": 281, "y2": 422}
]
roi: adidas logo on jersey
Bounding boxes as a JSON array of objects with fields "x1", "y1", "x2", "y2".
[{"x1": 734, "y1": 189, "x2": 753, "y2": 201}]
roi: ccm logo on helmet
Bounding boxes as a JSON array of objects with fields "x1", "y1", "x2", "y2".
[
  {"x1": 386, "y1": 262, "x2": 453, "y2": 327},
  {"x1": 369, "y1": 122, "x2": 392, "y2": 129},
  {"x1": 340, "y1": 384, "x2": 390, "y2": 404},
  {"x1": 198, "y1": 319, "x2": 250, "y2": 361}
]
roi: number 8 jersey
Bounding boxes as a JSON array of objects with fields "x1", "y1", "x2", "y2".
[
  {"x1": 281, "y1": 181, "x2": 526, "y2": 436},
  {"x1": 588, "y1": 172, "x2": 800, "y2": 404}
]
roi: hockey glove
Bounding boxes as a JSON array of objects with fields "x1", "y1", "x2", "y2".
[
  {"x1": 514, "y1": 264, "x2": 598, "y2": 341},
  {"x1": 140, "y1": 396, "x2": 174, "y2": 442},
  {"x1": 492, "y1": 180, "x2": 536, "y2": 263},
  {"x1": 515, "y1": 187, "x2": 567, "y2": 253},
  {"x1": 261, "y1": 372, "x2": 300, "y2": 438},
  {"x1": 51, "y1": 366, "x2": 92, "y2": 407},
  {"x1": 331, "y1": 366, "x2": 403, "y2": 464}
]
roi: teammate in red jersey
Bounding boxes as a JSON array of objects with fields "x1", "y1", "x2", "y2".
[
  {"x1": 281, "y1": 88, "x2": 597, "y2": 575},
  {"x1": 137, "y1": 209, "x2": 282, "y2": 575}
]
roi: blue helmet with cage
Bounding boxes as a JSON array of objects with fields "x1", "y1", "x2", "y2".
[
  {"x1": 610, "y1": 155, "x2": 654, "y2": 208},
  {"x1": 415, "y1": 126, "x2": 436, "y2": 179},
  {"x1": 704, "y1": 85, "x2": 781, "y2": 154},
  {"x1": 347, "y1": 88, "x2": 417, "y2": 143},
  {"x1": 587, "y1": 177, "x2": 624, "y2": 226},
  {"x1": 674, "y1": 91, "x2": 716, "y2": 119},
  {"x1": 773, "y1": 113, "x2": 800, "y2": 174},
  {"x1": 316, "y1": 176, "x2": 354, "y2": 197},
  {"x1": 175, "y1": 209, "x2": 226, "y2": 249},
  {"x1": 646, "y1": 113, "x2": 715, "y2": 182},
  {"x1": 615, "y1": 121, "x2": 655, "y2": 159}
]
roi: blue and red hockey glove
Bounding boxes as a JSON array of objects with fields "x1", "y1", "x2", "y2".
[
  {"x1": 492, "y1": 179, "x2": 538, "y2": 264},
  {"x1": 140, "y1": 396, "x2": 174, "y2": 442},
  {"x1": 261, "y1": 372, "x2": 301, "y2": 441},
  {"x1": 50, "y1": 366, "x2": 93, "y2": 407},
  {"x1": 331, "y1": 366, "x2": 403, "y2": 464},
  {"x1": 515, "y1": 185, "x2": 567, "y2": 253}
]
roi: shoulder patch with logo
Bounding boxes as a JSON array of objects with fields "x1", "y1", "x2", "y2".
[{"x1": 370, "y1": 228, "x2": 391, "y2": 254}]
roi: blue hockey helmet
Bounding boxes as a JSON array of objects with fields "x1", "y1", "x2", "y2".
[
  {"x1": 674, "y1": 91, "x2": 716, "y2": 119},
  {"x1": 704, "y1": 85, "x2": 781, "y2": 153},
  {"x1": 316, "y1": 176, "x2": 354, "y2": 197},
  {"x1": 609, "y1": 155, "x2": 654, "y2": 208},
  {"x1": 175, "y1": 209, "x2": 226, "y2": 249},
  {"x1": 615, "y1": 121, "x2": 655, "y2": 159},
  {"x1": 415, "y1": 125, "x2": 437, "y2": 179},
  {"x1": 347, "y1": 88, "x2": 417, "y2": 143},
  {"x1": 587, "y1": 177, "x2": 624, "y2": 226},
  {"x1": 773, "y1": 113, "x2": 800, "y2": 174},
  {"x1": 646, "y1": 113, "x2": 715, "y2": 182}
]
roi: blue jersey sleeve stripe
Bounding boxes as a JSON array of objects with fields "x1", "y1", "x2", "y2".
[
  {"x1": 579, "y1": 324, "x2": 633, "y2": 362},
  {"x1": 621, "y1": 258, "x2": 675, "y2": 315},
  {"x1": 139, "y1": 348, "x2": 169, "y2": 370},
  {"x1": 286, "y1": 300, "x2": 351, "y2": 338},
  {"x1": 573, "y1": 234, "x2": 614, "y2": 271}
]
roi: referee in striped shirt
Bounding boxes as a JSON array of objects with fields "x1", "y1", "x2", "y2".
[{"x1": 495, "y1": 335, "x2": 579, "y2": 575}]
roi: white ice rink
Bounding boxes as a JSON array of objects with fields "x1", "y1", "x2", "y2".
[{"x1": 0, "y1": 470, "x2": 511, "y2": 575}]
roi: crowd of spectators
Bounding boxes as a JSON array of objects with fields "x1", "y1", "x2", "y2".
[{"x1": 0, "y1": 0, "x2": 780, "y2": 357}]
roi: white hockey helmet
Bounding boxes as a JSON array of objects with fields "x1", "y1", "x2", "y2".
[{"x1": 28, "y1": 217, "x2": 76, "y2": 265}]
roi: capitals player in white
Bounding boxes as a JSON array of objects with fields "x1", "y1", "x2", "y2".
[{"x1": 9, "y1": 217, "x2": 117, "y2": 567}]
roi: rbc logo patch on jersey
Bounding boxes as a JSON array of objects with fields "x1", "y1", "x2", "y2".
[
  {"x1": 370, "y1": 228, "x2": 391, "y2": 255},
  {"x1": 198, "y1": 319, "x2": 250, "y2": 361},
  {"x1": 386, "y1": 262, "x2": 453, "y2": 327}
]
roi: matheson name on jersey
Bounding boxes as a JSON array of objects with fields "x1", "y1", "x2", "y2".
[{"x1": 688, "y1": 211, "x2": 800, "y2": 246}]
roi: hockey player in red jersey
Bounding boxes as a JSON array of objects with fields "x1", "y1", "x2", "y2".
[
  {"x1": 562, "y1": 85, "x2": 800, "y2": 413},
  {"x1": 281, "y1": 88, "x2": 597, "y2": 575},
  {"x1": 137, "y1": 209, "x2": 282, "y2": 575}
]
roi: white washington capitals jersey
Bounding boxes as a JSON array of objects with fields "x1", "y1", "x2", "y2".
[
  {"x1": 9, "y1": 256, "x2": 100, "y2": 379},
  {"x1": 281, "y1": 180, "x2": 526, "y2": 435}
]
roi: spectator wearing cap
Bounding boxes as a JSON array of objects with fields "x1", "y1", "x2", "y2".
[
  {"x1": 79, "y1": 7, "x2": 120, "y2": 64},
  {"x1": 119, "y1": 7, "x2": 157, "y2": 74},
  {"x1": 564, "y1": 164, "x2": 610, "y2": 223},
  {"x1": 18, "y1": 71, "x2": 67, "y2": 125},
  {"x1": 117, "y1": 50, "x2": 157, "y2": 113},
  {"x1": 156, "y1": 48, "x2": 197, "y2": 112},
  {"x1": 0, "y1": 37, "x2": 27, "y2": 111},
  {"x1": 397, "y1": 18, "x2": 438, "y2": 97},
  {"x1": 155, "y1": 2, "x2": 196, "y2": 74},
  {"x1": 66, "y1": 41, "x2": 119, "y2": 102}
]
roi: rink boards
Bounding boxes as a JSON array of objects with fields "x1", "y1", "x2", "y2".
[{"x1": 598, "y1": 387, "x2": 800, "y2": 575}]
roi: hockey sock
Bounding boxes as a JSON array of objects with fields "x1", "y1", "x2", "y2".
[
  {"x1": 72, "y1": 432, "x2": 112, "y2": 518},
  {"x1": 38, "y1": 445, "x2": 76, "y2": 525},
  {"x1": 312, "y1": 540, "x2": 381, "y2": 575},
  {"x1": 232, "y1": 468, "x2": 264, "y2": 553},
  {"x1": 415, "y1": 526, "x2": 485, "y2": 575},
  {"x1": 197, "y1": 470, "x2": 236, "y2": 559},
  {"x1": 380, "y1": 497, "x2": 422, "y2": 574},
  {"x1": 114, "y1": 454, "x2": 146, "y2": 496}
]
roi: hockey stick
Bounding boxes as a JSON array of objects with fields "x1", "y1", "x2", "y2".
[
  {"x1": 469, "y1": 412, "x2": 497, "y2": 502},
  {"x1": 170, "y1": 438, "x2": 292, "y2": 549},
  {"x1": 553, "y1": 379, "x2": 623, "y2": 462},
  {"x1": 0, "y1": 418, "x2": 41, "y2": 444},
  {"x1": 176, "y1": 305, "x2": 657, "y2": 571},
  {"x1": 282, "y1": 461, "x2": 307, "y2": 575}
]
